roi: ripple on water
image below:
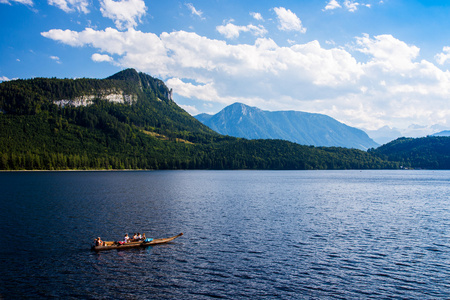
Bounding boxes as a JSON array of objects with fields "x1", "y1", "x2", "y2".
[{"x1": 1, "y1": 170, "x2": 450, "y2": 299}]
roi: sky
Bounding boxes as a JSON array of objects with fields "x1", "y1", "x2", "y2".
[{"x1": 1, "y1": 0, "x2": 450, "y2": 137}]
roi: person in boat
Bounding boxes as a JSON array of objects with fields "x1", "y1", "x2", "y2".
[
  {"x1": 137, "y1": 233, "x2": 142, "y2": 240},
  {"x1": 124, "y1": 234, "x2": 130, "y2": 243},
  {"x1": 132, "y1": 233, "x2": 138, "y2": 241},
  {"x1": 142, "y1": 233, "x2": 146, "y2": 241},
  {"x1": 95, "y1": 237, "x2": 104, "y2": 246}
]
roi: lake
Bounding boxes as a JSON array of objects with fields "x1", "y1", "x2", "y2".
[{"x1": 1, "y1": 170, "x2": 449, "y2": 299}]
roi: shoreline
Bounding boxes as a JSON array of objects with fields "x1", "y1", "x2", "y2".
[{"x1": 0, "y1": 168, "x2": 441, "y2": 172}]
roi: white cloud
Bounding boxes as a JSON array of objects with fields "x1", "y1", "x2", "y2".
[
  {"x1": 100, "y1": 0, "x2": 147, "y2": 30},
  {"x1": 50, "y1": 55, "x2": 62, "y2": 64},
  {"x1": 167, "y1": 78, "x2": 224, "y2": 102},
  {"x1": 273, "y1": 7, "x2": 306, "y2": 33},
  {"x1": 324, "y1": 0, "x2": 374, "y2": 12},
  {"x1": 0, "y1": 0, "x2": 33, "y2": 5},
  {"x1": 250, "y1": 12, "x2": 263, "y2": 21},
  {"x1": 216, "y1": 22, "x2": 267, "y2": 39},
  {"x1": 185, "y1": 3, "x2": 204, "y2": 19},
  {"x1": 42, "y1": 27, "x2": 450, "y2": 130},
  {"x1": 178, "y1": 104, "x2": 199, "y2": 115},
  {"x1": 355, "y1": 34, "x2": 420, "y2": 71},
  {"x1": 92, "y1": 53, "x2": 114, "y2": 62},
  {"x1": 41, "y1": 29, "x2": 85, "y2": 46},
  {"x1": 42, "y1": 28, "x2": 362, "y2": 103},
  {"x1": 0, "y1": 76, "x2": 11, "y2": 82},
  {"x1": 435, "y1": 46, "x2": 450, "y2": 65},
  {"x1": 324, "y1": 0, "x2": 341, "y2": 10},
  {"x1": 344, "y1": 0, "x2": 359, "y2": 12},
  {"x1": 48, "y1": 0, "x2": 89, "y2": 13}
]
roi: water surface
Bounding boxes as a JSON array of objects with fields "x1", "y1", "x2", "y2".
[{"x1": 1, "y1": 170, "x2": 449, "y2": 298}]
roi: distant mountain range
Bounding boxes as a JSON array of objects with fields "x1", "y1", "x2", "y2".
[
  {"x1": 365, "y1": 126, "x2": 450, "y2": 144},
  {"x1": 432, "y1": 130, "x2": 450, "y2": 137},
  {"x1": 195, "y1": 103, "x2": 379, "y2": 150},
  {"x1": 363, "y1": 126, "x2": 403, "y2": 145}
]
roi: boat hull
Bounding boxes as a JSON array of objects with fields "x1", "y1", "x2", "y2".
[{"x1": 91, "y1": 233, "x2": 183, "y2": 251}]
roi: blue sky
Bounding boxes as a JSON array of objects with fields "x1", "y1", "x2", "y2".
[{"x1": 1, "y1": 0, "x2": 450, "y2": 136}]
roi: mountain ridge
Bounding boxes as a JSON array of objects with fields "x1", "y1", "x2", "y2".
[
  {"x1": 195, "y1": 103, "x2": 378, "y2": 150},
  {"x1": 432, "y1": 130, "x2": 450, "y2": 137}
]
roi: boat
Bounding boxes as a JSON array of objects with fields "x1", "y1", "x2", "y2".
[{"x1": 91, "y1": 233, "x2": 183, "y2": 251}]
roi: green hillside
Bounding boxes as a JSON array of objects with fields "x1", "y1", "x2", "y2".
[
  {"x1": 0, "y1": 69, "x2": 398, "y2": 170},
  {"x1": 370, "y1": 137, "x2": 450, "y2": 169}
]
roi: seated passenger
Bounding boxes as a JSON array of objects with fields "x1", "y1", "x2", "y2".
[
  {"x1": 95, "y1": 237, "x2": 104, "y2": 246},
  {"x1": 124, "y1": 234, "x2": 130, "y2": 243},
  {"x1": 132, "y1": 233, "x2": 138, "y2": 241},
  {"x1": 137, "y1": 233, "x2": 142, "y2": 240}
]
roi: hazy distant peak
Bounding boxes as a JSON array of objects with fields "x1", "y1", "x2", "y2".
[{"x1": 432, "y1": 130, "x2": 450, "y2": 137}]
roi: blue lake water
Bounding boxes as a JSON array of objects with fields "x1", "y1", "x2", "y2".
[{"x1": 1, "y1": 170, "x2": 449, "y2": 299}]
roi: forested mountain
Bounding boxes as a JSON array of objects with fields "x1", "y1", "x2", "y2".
[
  {"x1": 195, "y1": 103, "x2": 378, "y2": 150},
  {"x1": 370, "y1": 136, "x2": 450, "y2": 169},
  {"x1": 0, "y1": 69, "x2": 399, "y2": 170}
]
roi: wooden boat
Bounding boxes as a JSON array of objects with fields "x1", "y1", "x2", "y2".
[{"x1": 91, "y1": 233, "x2": 183, "y2": 251}]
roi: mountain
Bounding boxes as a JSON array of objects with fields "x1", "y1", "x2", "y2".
[
  {"x1": 370, "y1": 136, "x2": 450, "y2": 169},
  {"x1": 195, "y1": 103, "x2": 378, "y2": 150},
  {"x1": 363, "y1": 126, "x2": 403, "y2": 145},
  {"x1": 0, "y1": 69, "x2": 400, "y2": 170},
  {"x1": 0, "y1": 68, "x2": 216, "y2": 137},
  {"x1": 432, "y1": 130, "x2": 450, "y2": 137},
  {"x1": 0, "y1": 68, "x2": 222, "y2": 170}
]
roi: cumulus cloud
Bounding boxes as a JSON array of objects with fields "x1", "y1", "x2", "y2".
[
  {"x1": 41, "y1": 28, "x2": 85, "y2": 46},
  {"x1": 100, "y1": 0, "x2": 147, "y2": 30},
  {"x1": 216, "y1": 22, "x2": 267, "y2": 39},
  {"x1": 355, "y1": 34, "x2": 420, "y2": 71},
  {"x1": 250, "y1": 12, "x2": 263, "y2": 21},
  {"x1": 92, "y1": 53, "x2": 114, "y2": 62},
  {"x1": 324, "y1": 0, "x2": 341, "y2": 10},
  {"x1": 273, "y1": 7, "x2": 306, "y2": 33},
  {"x1": 178, "y1": 104, "x2": 200, "y2": 115},
  {"x1": 0, "y1": 0, "x2": 33, "y2": 5},
  {"x1": 324, "y1": 0, "x2": 374, "y2": 12},
  {"x1": 185, "y1": 3, "x2": 204, "y2": 19},
  {"x1": 166, "y1": 78, "x2": 224, "y2": 102},
  {"x1": 344, "y1": 0, "x2": 359, "y2": 12},
  {"x1": 435, "y1": 46, "x2": 450, "y2": 65},
  {"x1": 48, "y1": 0, "x2": 89, "y2": 13},
  {"x1": 41, "y1": 27, "x2": 450, "y2": 130},
  {"x1": 0, "y1": 76, "x2": 11, "y2": 82}
]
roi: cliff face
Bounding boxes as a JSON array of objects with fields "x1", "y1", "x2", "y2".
[{"x1": 53, "y1": 91, "x2": 138, "y2": 107}]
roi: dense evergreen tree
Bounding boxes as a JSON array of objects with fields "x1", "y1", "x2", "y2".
[{"x1": 370, "y1": 137, "x2": 450, "y2": 169}]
